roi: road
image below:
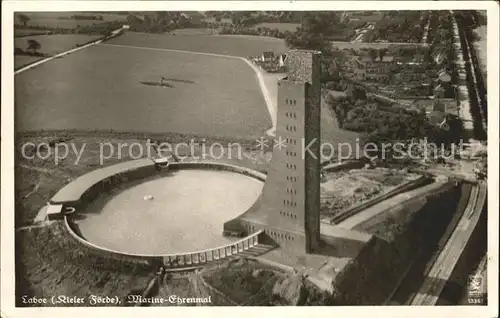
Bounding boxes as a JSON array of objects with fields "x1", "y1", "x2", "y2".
[
  {"x1": 410, "y1": 181, "x2": 486, "y2": 305},
  {"x1": 421, "y1": 12, "x2": 431, "y2": 44}
]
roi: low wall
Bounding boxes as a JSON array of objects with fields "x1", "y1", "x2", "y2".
[
  {"x1": 322, "y1": 160, "x2": 364, "y2": 172},
  {"x1": 63, "y1": 217, "x2": 161, "y2": 267},
  {"x1": 60, "y1": 160, "x2": 267, "y2": 270}
]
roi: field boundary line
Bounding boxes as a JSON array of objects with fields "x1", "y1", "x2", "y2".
[{"x1": 100, "y1": 43, "x2": 245, "y2": 60}]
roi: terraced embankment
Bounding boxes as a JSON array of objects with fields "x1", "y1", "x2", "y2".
[{"x1": 328, "y1": 181, "x2": 463, "y2": 305}]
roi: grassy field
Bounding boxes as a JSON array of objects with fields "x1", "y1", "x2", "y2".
[
  {"x1": 14, "y1": 55, "x2": 42, "y2": 69},
  {"x1": 347, "y1": 11, "x2": 385, "y2": 23},
  {"x1": 15, "y1": 42, "x2": 271, "y2": 139},
  {"x1": 15, "y1": 34, "x2": 101, "y2": 54},
  {"x1": 14, "y1": 28, "x2": 52, "y2": 36},
  {"x1": 107, "y1": 32, "x2": 287, "y2": 57},
  {"x1": 252, "y1": 22, "x2": 300, "y2": 32},
  {"x1": 14, "y1": 34, "x2": 102, "y2": 68},
  {"x1": 15, "y1": 30, "x2": 358, "y2": 153},
  {"x1": 168, "y1": 28, "x2": 216, "y2": 35},
  {"x1": 14, "y1": 12, "x2": 127, "y2": 28}
]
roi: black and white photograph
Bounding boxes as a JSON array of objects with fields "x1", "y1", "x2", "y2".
[{"x1": 1, "y1": 1, "x2": 498, "y2": 316}]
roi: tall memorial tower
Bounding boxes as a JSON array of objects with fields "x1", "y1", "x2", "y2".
[{"x1": 224, "y1": 50, "x2": 322, "y2": 254}]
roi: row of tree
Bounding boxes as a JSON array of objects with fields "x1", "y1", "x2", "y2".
[
  {"x1": 14, "y1": 20, "x2": 124, "y2": 36},
  {"x1": 57, "y1": 15, "x2": 105, "y2": 21}
]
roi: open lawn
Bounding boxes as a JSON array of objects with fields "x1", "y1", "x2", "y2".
[
  {"x1": 14, "y1": 34, "x2": 102, "y2": 68},
  {"x1": 14, "y1": 12, "x2": 127, "y2": 28},
  {"x1": 15, "y1": 34, "x2": 102, "y2": 55},
  {"x1": 14, "y1": 55, "x2": 42, "y2": 69},
  {"x1": 15, "y1": 43, "x2": 271, "y2": 139},
  {"x1": 107, "y1": 32, "x2": 287, "y2": 57}
]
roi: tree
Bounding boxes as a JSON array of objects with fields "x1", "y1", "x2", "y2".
[
  {"x1": 18, "y1": 14, "x2": 30, "y2": 27},
  {"x1": 378, "y1": 48, "x2": 388, "y2": 61},
  {"x1": 368, "y1": 48, "x2": 378, "y2": 61},
  {"x1": 27, "y1": 39, "x2": 41, "y2": 54},
  {"x1": 352, "y1": 86, "x2": 367, "y2": 100},
  {"x1": 126, "y1": 14, "x2": 143, "y2": 25}
]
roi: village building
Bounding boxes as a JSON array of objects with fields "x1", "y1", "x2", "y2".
[
  {"x1": 261, "y1": 51, "x2": 275, "y2": 62},
  {"x1": 437, "y1": 69, "x2": 452, "y2": 83},
  {"x1": 279, "y1": 54, "x2": 287, "y2": 67},
  {"x1": 353, "y1": 59, "x2": 394, "y2": 82},
  {"x1": 434, "y1": 83, "x2": 446, "y2": 99}
]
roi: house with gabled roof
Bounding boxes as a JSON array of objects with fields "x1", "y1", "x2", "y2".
[{"x1": 261, "y1": 51, "x2": 275, "y2": 62}]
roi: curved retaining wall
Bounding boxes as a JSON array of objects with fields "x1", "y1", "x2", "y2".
[{"x1": 58, "y1": 159, "x2": 266, "y2": 269}]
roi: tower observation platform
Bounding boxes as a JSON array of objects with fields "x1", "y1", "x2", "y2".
[{"x1": 224, "y1": 50, "x2": 322, "y2": 254}]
